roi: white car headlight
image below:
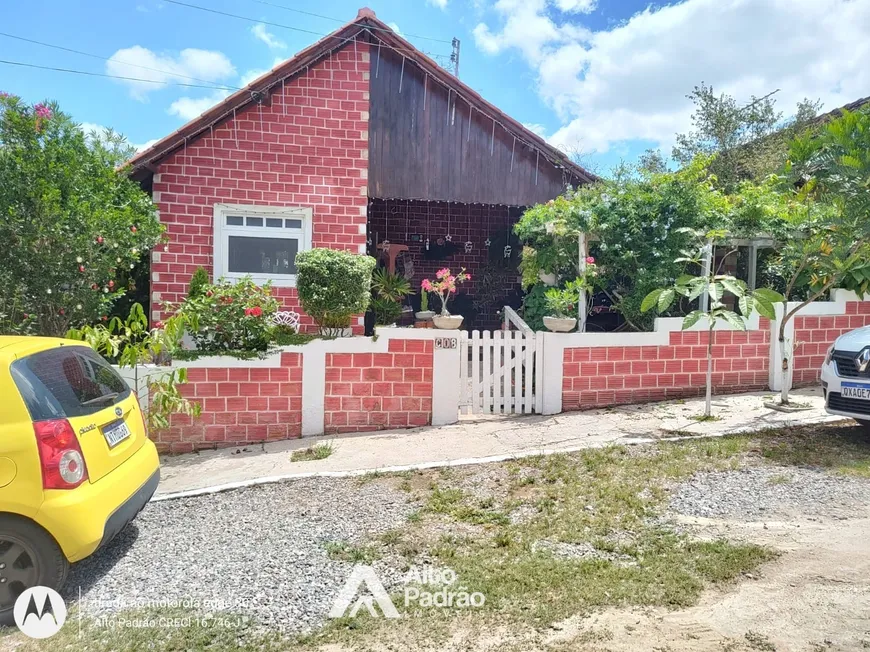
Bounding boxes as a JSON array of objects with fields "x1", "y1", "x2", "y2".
[{"x1": 825, "y1": 345, "x2": 835, "y2": 365}]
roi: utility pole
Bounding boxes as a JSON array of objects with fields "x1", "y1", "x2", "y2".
[{"x1": 450, "y1": 37, "x2": 461, "y2": 77}]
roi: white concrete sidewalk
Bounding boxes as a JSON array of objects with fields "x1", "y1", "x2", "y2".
[{"x1": 154, "y1": 387, "x2": 845, "y2": 499}]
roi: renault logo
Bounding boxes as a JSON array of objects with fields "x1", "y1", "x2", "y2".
[
  {"x1": 855, "y1": 348, "x2": 870, "y2": 373},
  {"x1": 115, "y1": 407, "x2": 123, "y2": 418}
]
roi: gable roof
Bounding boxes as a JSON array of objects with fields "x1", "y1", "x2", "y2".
[{"x1": 126, "y1": 7, "x2": 597, "y2": 185}]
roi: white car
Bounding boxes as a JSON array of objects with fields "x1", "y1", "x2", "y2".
[{"x1": 821, "y1": 326, "x2": 870, "y2": 428}]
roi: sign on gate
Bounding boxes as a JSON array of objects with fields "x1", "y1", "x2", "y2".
[{"x1": 459, "y1": 331, "x2": 542, "y2": 415}]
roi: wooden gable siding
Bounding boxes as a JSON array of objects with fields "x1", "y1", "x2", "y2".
[{"x1": 368, "y1": 48, "x2": 575, "y2": 205}]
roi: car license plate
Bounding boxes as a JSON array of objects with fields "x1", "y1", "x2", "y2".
[
  {"x1": 841, "y1": 382, "x2": 870, "y2": 401},
  {"x1": 102, "y1": 420, "x2": 131, "y2": 447}
]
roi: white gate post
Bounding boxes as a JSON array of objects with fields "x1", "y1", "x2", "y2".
[
  {"x1": 578, "y1": 232, "x2": 588, "y2": 333},
  {"x1": 432, "y1": 333, "x2": 462, "y2": 426}
]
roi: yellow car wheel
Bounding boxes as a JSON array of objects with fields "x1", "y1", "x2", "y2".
[{"x1": 0, "y1": 515, "x2": 69, "y2": 626}]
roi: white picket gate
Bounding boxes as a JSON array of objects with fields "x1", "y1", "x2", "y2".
[{"x1": 459, "y1": 330, "x2": 543, "y2": 415}]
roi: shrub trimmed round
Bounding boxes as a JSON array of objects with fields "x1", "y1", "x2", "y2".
[{"x1": 296, "y1": 248, "x2": 376, "y2": 334}]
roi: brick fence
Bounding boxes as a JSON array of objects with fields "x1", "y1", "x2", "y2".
[{"x1": 134, "y1": 291, "x2": 870, "y2": 452}]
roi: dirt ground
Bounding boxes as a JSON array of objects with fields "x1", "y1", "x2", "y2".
[{"x1": 546, "y1": 513, "x2": 870, "y2": 652}]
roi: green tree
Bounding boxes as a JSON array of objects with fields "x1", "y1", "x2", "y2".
[
  {"x1": 642, "y1": 228, "x2": 783, "y2": 418},
  {"x1": 673, "y1": 83, "x2": 821, "y2": 190},
  {"x1": 770, "y1": 107, "x2": 870, "y2": 404},
  {"x1": 0, "y1": 94, "x2": 163, "y2": 336},
  {"x1": 515, "y1": 157, "x2": 726, "y2": 330}
]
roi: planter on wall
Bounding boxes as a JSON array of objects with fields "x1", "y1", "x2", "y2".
[
  {"x1": 538, "y1": 271, "x2": 558, "y2": 286},
  {"x1": 543, "y1": 316, "x2": 577, "y2": 332},
  {"x1": 433, "y1": 314, "x2": 464, "y2": 330}
]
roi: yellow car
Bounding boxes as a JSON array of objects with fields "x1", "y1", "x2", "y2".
[{"x1": 0, "y1": 336, "x2": 159, "y2": 622}]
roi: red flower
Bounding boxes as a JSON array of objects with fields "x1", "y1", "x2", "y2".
[
  {"x1": 206, "y1": 290, "x2": 213, "y2": 297},
  {"x1": 244, "y1": 308, "x2": 252, "y2": 316},
  {"x1": 22, "y1": 313, "x2": 29, "y2": 319},
  {"x1": 78, "y1": 265, "x2": 85, "y2": 273},
  {"x1": 58, "y1": 308, "x2": 65, "y2": 315},
  {"x1": 108, "y1": 280, "x2": 115, "y2": 289},
  {"x1": 153, "y1": 320, "x2": 164, "y2": 329},
  {"x1": 96, "y1": 236, "x2": 104, "y2": 244},
  {"x1": 101, "y1": 315, "x2": 108, "y2": 322},
  {"x1": 251, "y1": 306, "x2": 263, "y2": 317},
  {"x1": 131, "y1": 226, "x2": 137, "y2": 233},
  {"x1": 91, "y1": 283, "x2": 99, "y2": 290}
]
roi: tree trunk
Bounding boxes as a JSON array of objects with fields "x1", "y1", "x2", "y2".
[{"x1": 705, "y1": 321, "x2": 714, "y2": 417}]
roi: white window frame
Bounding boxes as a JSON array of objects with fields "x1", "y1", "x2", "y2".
[{"x1": 213, "y1": 203, "x2": 313, "y2": 288}]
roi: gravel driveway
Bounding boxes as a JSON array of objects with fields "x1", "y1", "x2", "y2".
[
  {"x1": 64, "y1": 477, "x2": 416, "y2": 632},
  {"x1": 668, "y1": 466, "x2": 870, "y2": 520}
]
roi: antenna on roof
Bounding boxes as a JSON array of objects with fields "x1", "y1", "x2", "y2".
[{"x1": 450, "y1": 37, "x2": 460, "y2": 78}]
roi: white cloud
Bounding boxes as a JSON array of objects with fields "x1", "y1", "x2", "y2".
[
  {"x1": 427, "y1": 0, "x2": 448, "y2": 9},
  {"x1": 251, "y1": 23, "x2": 286, "y2": 50},
  {"x1": 168, "y1": 91, "x2": 230, "y2": 121},
  {"x1": 388, "y1": 22, "x2": 403, "y2": 36},
  {"x1": 523, "y1": 122, "x2": 548, "y2": 138},
  {"x1": 473, "y1": 0, "x2": 870, "y2": 156},
  {"x1": 106, "y1": 46, "x2": 235, "y2": 100},
  {"x1": 134, "y1": 138, "x2": 158, "y2": 153},
  {"x1": 554, "y1": 0, "x2": 596, "y2": 12},
  {"x1": 168, "y1": 57, "x2": 286, "y2": 122}
]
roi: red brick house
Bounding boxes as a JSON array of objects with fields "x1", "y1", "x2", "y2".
[{"x1": 127, "y1": 8, "x2": 595, "y2": 332}]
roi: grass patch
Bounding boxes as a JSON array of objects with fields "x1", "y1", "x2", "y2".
[
  {"x1": 291, "y1": 442, "x2": 334, "y2": 462},
  {"x1": 690, "y1": 414, "x2": 723, "y2": 422},
  {"x1": 754, "y1": 422, "x2": 870, "y2": 478},
  {"x1": 323, "y1": 540, "x2": 381, "y2": 563},
  {"x1": 300, "y1": 434, "x2": 780, "y2": 649},
  {"x1": 767, "y1": 473, "x2": 792, "y2": 485}
]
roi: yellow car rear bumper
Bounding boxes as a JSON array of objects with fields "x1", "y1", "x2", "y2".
[{"x1": 34, "y1": 440, "x2": 160, "y2": 562}]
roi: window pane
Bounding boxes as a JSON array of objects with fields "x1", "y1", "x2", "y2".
[
  {"x1": 266, "y1": 218, "x2": 283, "y2": 228},
  {"x1": 228, "y1": 236, "x2": 298, "y2": 275},
  {"x1": 226, "y1": 215, "x2": 244, "y2": 226},
  {"x1": 285, "y1": 218, "x2": 303, "y2": 229},
  {"x1": 246, "y1": 216, "x2": 263, "y2": 227},
  {"x1": 11, "y1": 347, "x2": 131, "y2": 420}
]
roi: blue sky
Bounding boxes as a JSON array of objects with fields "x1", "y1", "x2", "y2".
[{"x1": 2, "y1": 0, "x2": 868, "y2": 175}]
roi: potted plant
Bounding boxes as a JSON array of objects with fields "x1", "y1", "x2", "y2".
[
  {"x1": 542, "y1": 286, "x2": 578, "y2": 332},
  {"x1": 371, "y1": 268, "x2": 412, "y2": 327},
  {"x1": 415, "y1": 289, "x2": 434, "y2": 321},
  {"x1": 422, "y1": 267, "x2": 470, "y2": 329}
]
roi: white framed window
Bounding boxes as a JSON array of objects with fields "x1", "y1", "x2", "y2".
[{"x1": 213, "y1": 203, "x2": 313, "y2": 288}]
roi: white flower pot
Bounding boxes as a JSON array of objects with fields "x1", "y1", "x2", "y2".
[
  {"x1": 415, "y1": 310, "x2": 435, "y2": 321},
  {"x1": 543, "y1": 316, "x2": 577, "y2": 332},
  {"x1": 538, "y1": 271, "x2": 557, "y2": 286},
  {"x1": 433, "y1": 314, "x2": 464, "y2": 330}
]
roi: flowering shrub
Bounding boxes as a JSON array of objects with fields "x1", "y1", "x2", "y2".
[
  {"x1": 0, "y1": 93, "x2": 163, "y2": 336},
  {"x1": 515, "y1": 157, "x2": 724, "y2": 330},
  {"x1": 171, "y1": 276, "x2": 279, "y2": 352},
  {"x1": 421, "y1": 268, "x2": 470, "y2": 316}
]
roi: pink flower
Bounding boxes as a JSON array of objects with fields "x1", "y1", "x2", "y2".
[
  {"x1": 586, "y1": 256, "x2": 595, "y2": 264},
  {"x1": 34, "y1": 103, "x2": 52, "y2": 120},
  {"x1": 450, "y1": 287, "x2": 456, "y2": 293},
  {"x1": 0, "y1": 92, "x2": 9, "y2": 99},
  {"x1": 465, "y1": 274, "x2": 471, "y2": 280},
  {"x1": 154, "y1": 320, "x2": 164, "y2": 329},
  {"x1": 447, "y1": 276, "x2": 455, "y2": 284},
  {"x1": 436, "y1": 268, "x2": 449, "y2": 279},
  {"x1": 421, "y1": 279, "x2": 432, "y2": 291}
]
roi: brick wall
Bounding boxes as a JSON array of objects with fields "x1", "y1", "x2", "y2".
[
  {"x1": 324, "y1": 339, "x2": 433, "y2": 434},
  {"x1": 150, "y1": 44, "x2": 370, "y2": 332},
  {"x1": 157, "y1": 352, "x2": 302, "y2": 453},
  {"x1": 562, "y1": 326, "x2": 770, "y2": 411},
  {"x1": 367, "y1": 199, "x2": 524, "y2": 330},
  {"x1": 793, "y1": 302, "x2": 870, "y2": 385}
]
